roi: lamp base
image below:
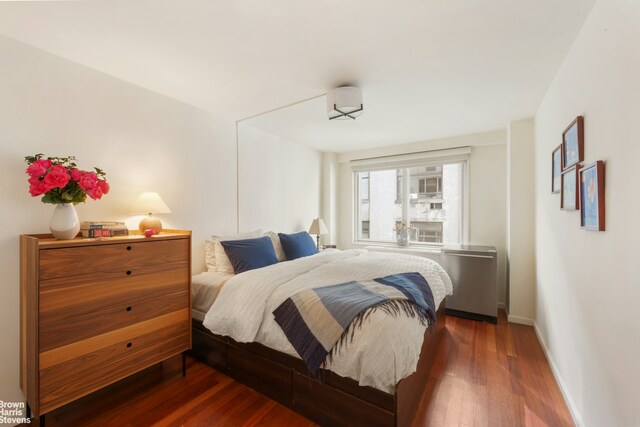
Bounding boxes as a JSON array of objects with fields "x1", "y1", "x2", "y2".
[{"x1": 138, "y1": 216, "x2": 163, "y2": 234}]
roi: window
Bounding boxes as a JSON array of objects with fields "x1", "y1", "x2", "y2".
[
  {"x1": 361, "y1": 220, "x2": 370, "y2": 239},
  {"x1": 357, "y1": 169, "x2": 398, "y2": 241},
  {"x1": 359, "y1": 172, "x2": 369, "y2": 201},
  {"x1": 415, "y1": 221, "x2": 443, "y2": 243},
  {"x1": 353, "y1": 148, "x2": 469, "y2": 246}
]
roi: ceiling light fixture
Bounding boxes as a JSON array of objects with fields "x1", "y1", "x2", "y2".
[{"x1": 327, "y1": 86, "x2": 363, "y2": 120}]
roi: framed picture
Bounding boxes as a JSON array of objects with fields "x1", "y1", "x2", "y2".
[
  {"x1": 552, "y1": 144, "x2": 562, "y2": 193},
  {"x1": 579, "y1": 161, "x2": 605, "y2": 231},
  {"x1": 561, "y1": 164, "x2": 580, "y2": 211},
  {"x1": 562, "y1": 116, "x2": 584, "y2": 169}
]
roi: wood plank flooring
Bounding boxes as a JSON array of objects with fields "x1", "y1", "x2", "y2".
[
  {"x1": 413, "y1": 312, "x2": 574, "y2": 427},
  {"x1": 24, "y1": 311, "x2": 573, "y2": 427}
]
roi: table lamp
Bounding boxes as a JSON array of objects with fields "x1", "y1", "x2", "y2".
[
  {"x1": 308, "y1": 218, "x2": 328, "y2": 250},
  {"x1": 131, "y1": 192, "x2": 171, "y2": 233}
]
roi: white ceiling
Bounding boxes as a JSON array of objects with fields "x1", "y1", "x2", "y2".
[{"x1": 0, "y1": 0, "x2": 595, "y2": 152}]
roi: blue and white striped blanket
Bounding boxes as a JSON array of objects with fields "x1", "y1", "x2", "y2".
[{"x1": 272, "y1": 272, "x2": 436, "y2": 374}]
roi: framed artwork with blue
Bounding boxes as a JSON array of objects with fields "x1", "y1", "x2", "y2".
[
  {"x1": 561, "y1": 164, "x2": 580, "y2": 211},
  {"x1": 580, "y1": 161, "x2": 605, "y2": 231},
  {"x1": 552, "y1": 144, "x2": 562, "y2": 193},
  {"x1": 562, "y1": 116, "x2": 584, "y2": 169}
]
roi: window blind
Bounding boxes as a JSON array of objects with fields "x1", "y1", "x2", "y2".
[{"x1": 349, "y1": 147, "x2": 471, "y2": 172}]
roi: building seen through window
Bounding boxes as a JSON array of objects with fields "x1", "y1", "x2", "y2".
[{"x1": 357, "y1": 162, "x2": 464, "y2": 244}]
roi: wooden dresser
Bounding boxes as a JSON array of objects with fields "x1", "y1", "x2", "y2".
[{"x1": 20, "y1": 230, "x2": 191, "y2": 418}]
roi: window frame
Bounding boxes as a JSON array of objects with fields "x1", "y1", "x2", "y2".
[{"x1": 352, "y1": 148, "x2": 470, "y2": 247}]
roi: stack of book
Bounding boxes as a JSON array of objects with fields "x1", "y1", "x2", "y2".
[{"x1": 81, "y1": 221, "x2": 129, "y2": 238}]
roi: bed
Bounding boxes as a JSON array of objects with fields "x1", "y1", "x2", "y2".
[{"x1": 191, "y1": 248, "x2": 452, "y2": 427}]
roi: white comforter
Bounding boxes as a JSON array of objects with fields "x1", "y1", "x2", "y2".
[{"x1": 202, "y1": 249, "x2": 453, "y2": 393}]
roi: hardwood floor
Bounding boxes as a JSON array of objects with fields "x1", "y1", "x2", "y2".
[
  {"x1": 24, "y1": 311, "x2": 573, "y2": 427},
  {"x1": 414, "y1": 312, "x2": 574, "y2": 427}
]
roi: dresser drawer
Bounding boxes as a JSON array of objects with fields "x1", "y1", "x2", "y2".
[
  {"x1": 40, "y1": 290, "x2": 189, "y2": 352},
  {"x1": 39, "y1": 238, "x2": 189, "y2": 280},
  {"x1": 39, "y1": 313, "x2": 189, "y2": 414},
  {"x1": 39, "y1": 262, "x2": 188, "y2": 318}
]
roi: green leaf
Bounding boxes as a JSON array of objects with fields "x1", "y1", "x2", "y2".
[
  {"x1": 25, "y1": 153, "x2": 43, "y2": 164},
  {"x1": 41, "y1": 194, "x2": 55, "y2": 204}
]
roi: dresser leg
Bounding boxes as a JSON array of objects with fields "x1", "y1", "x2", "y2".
[
  {"x1": 182, "y1": 352, "x2": 186, "y2": 377},
  {"x1": 26, "y1": 402, "x2": 31, "y2": 419},
  {"x1": 40, "y1": 414, "x2": 45, "y2": 427}
]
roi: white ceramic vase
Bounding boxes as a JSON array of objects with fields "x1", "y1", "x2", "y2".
[{"x1": 50, "y1": 203, "x2": 80, "y2": 240}]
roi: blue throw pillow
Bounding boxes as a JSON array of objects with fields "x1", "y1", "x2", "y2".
[
  {"x1": 221, "y1": 236, "x2": 278, "y2": 274},
  {"x1": 278, "y1": 231, "x2": 318, "y2": 260}
]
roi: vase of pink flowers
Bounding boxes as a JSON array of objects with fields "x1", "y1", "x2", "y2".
[
  {"x1": 25, "y1": 154, "x2": 110, "y2": 239},
  {"x1": 394, "y1": 222, "x2": 416, "y2": 247}
]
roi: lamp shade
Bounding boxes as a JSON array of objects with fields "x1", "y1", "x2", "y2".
[
  {"x1": 308, "y1": 218, "x2": 328, "y2": 235},
  {"x1": 327, "y1": 86, "x2": 363, "y2": 120},
  {"x1": 131, "y1": 192, "x2": 172, "y2": 215}
]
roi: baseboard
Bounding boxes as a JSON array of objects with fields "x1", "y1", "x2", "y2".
[
  {"x1": 507, "y1": 314, "x2": 534, "y2": 325},
  {"x1": 533, "y1": 322, "x2": 584, "y2": 427}
]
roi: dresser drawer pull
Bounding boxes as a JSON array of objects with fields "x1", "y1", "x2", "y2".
[
  {"x1": 126, "y1": 270, "x2": 132, "y2": 276},
  {"x1": 127, "y1": 342, "x2": 132, "y2": 348},
  {"x1": 126, "y1": 306, "x2": 132, "y2": 312},
  {"x1": 126, "y1": 246, "x2": 132, "y2": 251}
]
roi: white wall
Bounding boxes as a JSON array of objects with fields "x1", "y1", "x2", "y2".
[
  {"x1": 0, "y1": 34, "x2": 237, "y2": 410},
  {"x1": 534, "y1": 1, "x2": 640, "y2": 425},
  {"x1": 336, "y1": 131, "x2": 508, "y2": 306},
  {"x1": 238, "y1": 124, "x2": 321, "y2": 233},
  {"x1": 0, "y1": 35, "x2": 322, "y2": 413},
  {"x1": 321, "y1": 152, "x2": 338, "y2": 246},
  {"x1": 507, "y1": 118, "x2": 536, "y2": 323}
]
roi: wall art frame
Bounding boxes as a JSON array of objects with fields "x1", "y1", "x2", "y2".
[
  {"x1": 579, "y1": 160, "x2": 605, "y2": 231},
  {"x1": 562, "y1": 116, "x2": 584, "y2": 169},
  {"x1": 561, "y1": 164, "x2": 580, "y2": 211}
]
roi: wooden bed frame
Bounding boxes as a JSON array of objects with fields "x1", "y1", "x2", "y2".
[{"x1": 190, "y1": 302, "x2": 445, "y2": 427}]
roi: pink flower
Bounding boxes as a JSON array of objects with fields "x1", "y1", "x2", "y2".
[
  {"x1": 97, "y1": 179, "x2": 110, "y2": 195},
  {"x1": 49, "y1": 165, "x2": 68, "y2": 174},
  {"x1": 70, "y1": 169, "x2": 82, "y2": 182},
  {"x1": 43, "y1": 169, "x2": 71, "y2": 189},
  {"x1": 87, "y1": 179, "x2": 109, "y2": 200},
  {"x1": 78, "y1": 171, "x2": 98, "y2": 191},
  {"x1": 28, "y1": 178, "x2": 51, "y2": 197},
  {"x1": 26, "y1": 159, "x2": 52, "y2": 177},
  {"x1": 87, "y1": 179, "x2": 109, "y2": 199},
  {"x1": 87, "y1": 185, "x2": 104, "y2": 200}
]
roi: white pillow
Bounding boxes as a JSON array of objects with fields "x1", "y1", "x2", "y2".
[
  {"x1": 265, "y1": 231, "x2": 286, "y2": 262},
  {"x1": 212, "y1": 229, "x2": 262, "y2": 273},
  {"x1": 204, "y1": 239, "x2": 217, "y2": 272}
]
